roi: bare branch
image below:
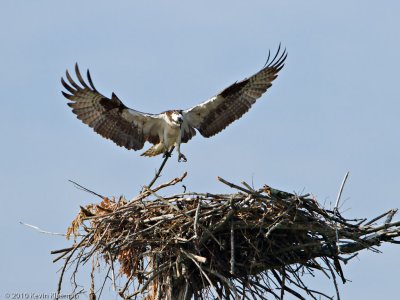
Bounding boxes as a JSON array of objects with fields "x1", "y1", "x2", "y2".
[
  {"x1": 20, "y1": 222, "x2": 66, "y2": 236},
  {"x1": 147, "y1": 146, "x2": 175, "y2": 189}
]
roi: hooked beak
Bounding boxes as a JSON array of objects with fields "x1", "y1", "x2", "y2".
[{"x1": 177, "y1": 117, "x2": 183, "y2": 126}]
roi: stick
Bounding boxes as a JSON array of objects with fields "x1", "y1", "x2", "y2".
[
  {"x1": 334, "y1": 171, "x2": 350, "y2": 254},
  {"x1": 364, "y1": 209, "x2": 397, "y2": 226},
  {"x1": 280, "y1": 268, "x2": 286, "y2": 300},
  {"x1": 108, "y1": 251, "x2": 116, "y2": 291},
  {"x1": 127, "y1": 263, "x2": 170, "y2": 297},
  {"x1": 56, "y1": 235, "x2": 89, "y2": 299},
  {"x1": 218, "y1": 176, "x2": 269, "y2": 198},
  {"x1": 147, "y1": 146, "x2": 175, "y2": 189},
  {"x1": 194, "y1": 200, "x2": 201, "y2": 239},
  {"x1": 230, "y1": 220, "x2": 235, "y2": 275},
  {"x1": 20, "y1": 222, "x2": 66, "y2": 236},
  {"x1": 324, "y1": 258, "x2": 341, "y2": 300},
  {"x1": 334, "y1": 171, "x2": 350, "y2": 214},
  {"x1": 68, "y1": 180, "x2": 104, "y2": 199},
  {"x1": 182, "y1": 250, "x2": 220, "y2": 300}
]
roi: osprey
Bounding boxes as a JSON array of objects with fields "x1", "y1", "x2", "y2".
[{"x1": 62, "y1": 47, "x2": 287, "y2": 162}]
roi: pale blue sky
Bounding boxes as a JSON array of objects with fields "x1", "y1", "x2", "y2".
[{"x1": 1, "y1": 1, "x2": 399, "y2": 299}]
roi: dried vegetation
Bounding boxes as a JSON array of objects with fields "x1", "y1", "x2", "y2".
[{"x1": 53, "y1": 171, "x2": 400, "y2": 299}]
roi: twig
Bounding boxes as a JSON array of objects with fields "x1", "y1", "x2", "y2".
[
  {"x1": 127, "y1": 263, "x2": 170, "y2": 298},
  {"x1": 384, "y1": 209, "x2": 397, "y2": 224},
  {"x1": 98, "y1": 267, "x2": 112, "y2": 300},
  {"x1": 218, "y1": 176, "x2": 269, "y2": 198},
  {"x1": 203, "y1": 266, "x2": 238, "y2": 300},
  {"x1": 280, "y1": 268, "x2": 286, "y2": 300},
  {"x1": 324, "y1": 258, "x2": 341, "y2": 300},
  {"x1": 52, "y1": 247, "x2": 78, "y2": 263},
  {"x1": 338, "y1": 253, "x2": 358, "y2": 264},
  {"x1": 147, "y1": 146, "x2": 175, "y2": 189},
  {"x1": 108, "y1": 251, "x2": 116, "y2": 291},
  {"x1": 182, "y1": 250, "x2": 220, "y2": 300},
  {"x1": 69, "y1": 180, "x2": 104, "y2": 199},
  {"x1": 194, "y1": 200, "x2": 201, "y2": 239},
  {"x1": 56, "y1": 235, "x2": 89, "y2": 299},
  {"x1": 20, "y1": 222, "x2": 66, "y2": 236},
  {"x1": 271, "y1": 270, "x2": 306, "y2": 300},
  {"x1": 241, "y1": 181, "x2": 256, "y2": 192},
  {"x1": 89, "y1": 256, "x2": 96, "y2": 300},
  {"x1": 334, "y1": 172, "x2": 349, "y2": 215},
  {"x1": 364, "y1": 220, "x2": 400, "y2": 234},
  {"x1": 230, "y1": 220, "x2": 235, "y2": 275},
  {"x1": 334, "y1": 171, "x2": 350, "y2": 254},
  {"x1": 51, "y1": 247, "x2": 75, "y2": 255},
  {"x1": 118, "y1": 273, "x2": 134, "y2": 297},
  {"x1": 364, "y1": 209, "x2": 396, "y2": 226}
]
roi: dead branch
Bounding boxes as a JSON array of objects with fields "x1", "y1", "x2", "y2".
[{"x1": 147, "y1": 146, "x2": 175, "y2": 189}]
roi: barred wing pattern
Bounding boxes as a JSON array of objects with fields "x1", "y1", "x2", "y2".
[
  {"x1": 61, "y1": 65, "x2": 162, "y2": 150},
  {"x1": 184, "y1": 46, "x2": 287, "y2": 137}
]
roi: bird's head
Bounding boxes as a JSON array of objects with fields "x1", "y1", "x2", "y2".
[{"x1": 169, "y1": 110, "x2": 184, "y2": 127}]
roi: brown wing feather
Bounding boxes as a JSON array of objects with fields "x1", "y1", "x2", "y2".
[
  {"x1": 184, "y1": 46, "x2": 287, "y2": 137},
  {"x1": 61, "y1": 64, "x2": 160, "y2": 150},
  {"x1": 181, "y1": 124, "x2": 196, "y2": 143}
]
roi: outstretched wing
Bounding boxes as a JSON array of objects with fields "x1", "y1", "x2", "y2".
[
  {"x1": 61, "y1": 64, "x2": 162, "y2": 150},
  {"x1": 184, "y1": 46, "x2": 287, "y2": 137}
]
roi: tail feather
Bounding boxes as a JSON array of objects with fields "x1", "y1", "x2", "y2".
[{"x1": 141, "y1": 143, "x2": 164, "y2": 157}]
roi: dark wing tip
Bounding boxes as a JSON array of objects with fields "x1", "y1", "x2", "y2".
[
  {"x1": 61, "y1": 77, "x2": 75, "y2": 94},
  {"x1": 75, "y1": 63, "x2": 89, "y2": 89},
  {"x1": 62, "y1": 91, "x2": 74, "y2": 100},
  {"x1": 264, "y1": 44, "x2": 288, "y2": 69},
  {"x1": 86, "y1": 69, "x2": 98, "y2": 92},
  {"x1": 65, "y1": 68, "x2": 81, "y2": 90},
  {"x1": 61, "y1": 63, "x2": 100, "y2": 96}
]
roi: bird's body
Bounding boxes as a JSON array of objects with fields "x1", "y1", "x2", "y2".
[
  {"x1": 140, "y1": 110, "x2": 187, "y2": 160},
  {"x1": 61, "y1": 46, "x2": 287, "y2": 161}
]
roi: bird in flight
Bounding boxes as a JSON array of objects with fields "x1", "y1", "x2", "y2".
[{"x1": 62, "y1": 46, "x2": 287, "y2": 162}]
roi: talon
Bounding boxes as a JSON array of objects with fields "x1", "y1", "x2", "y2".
[
  {"x1": 178, "y1": 154, "x2": 187, "y2": 162},
  {"x1": 163, "y1": 151, "x2": 172, "y2": 158}
]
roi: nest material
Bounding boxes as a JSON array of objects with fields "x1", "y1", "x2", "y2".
[{"x1": 54, "y1": 172, "x2": 400, "y2": 300}]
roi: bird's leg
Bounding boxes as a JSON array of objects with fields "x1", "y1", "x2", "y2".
[
  {"x1": 178, "y1": 153, "x2": 187, "y2": 162},
  {"x1": 176, "y1": 141, "x2": 187, "y2": 162},
  {"x1": 161, "y1": 135, "x2": 171, "y2": 158}
]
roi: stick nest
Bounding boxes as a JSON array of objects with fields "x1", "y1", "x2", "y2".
[{"x1": 54, "y1": 172, "x2": 400, "y2": 299}]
